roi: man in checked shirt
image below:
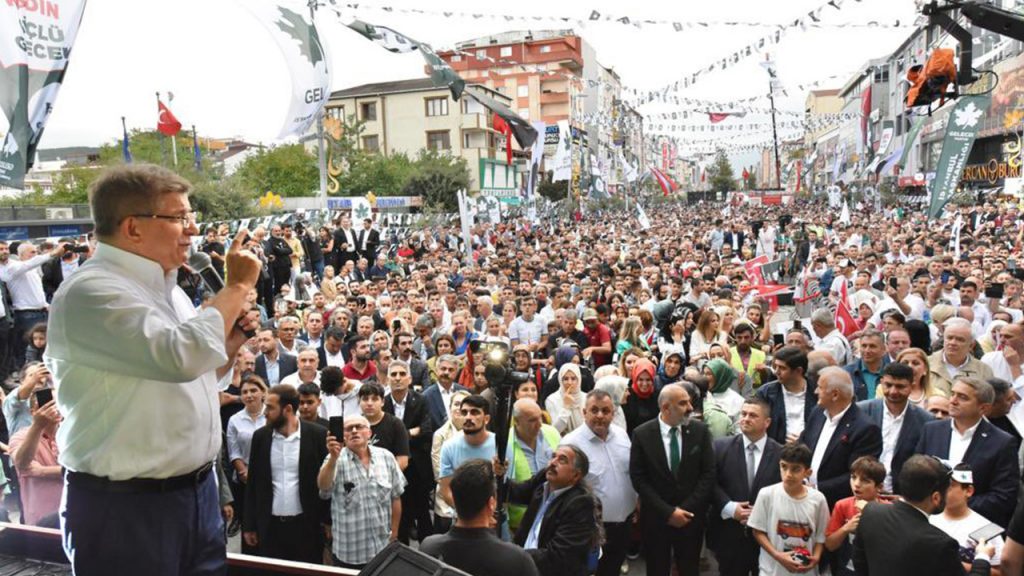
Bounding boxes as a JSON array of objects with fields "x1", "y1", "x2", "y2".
[{"x1": 318, "y1": 414, "x2": 405, "y2": 570}]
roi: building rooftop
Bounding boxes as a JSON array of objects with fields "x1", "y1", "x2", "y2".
[
  {"x1": 451, "y1": 30, "x2": 577, "y2": 50},
  {"x1": 810, "y1": 89, "x2": 840, "y2": 96},
  {"x1": 329, "y1": 78, "x2": 505, "y2": 101}
]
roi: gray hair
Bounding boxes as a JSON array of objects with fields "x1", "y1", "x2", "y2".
[
  {"x1": 658, "y1": 383, "x2": 686, "y2": 407},
  {"x1": 387, "y1": 359, "x2": 410, "y2": 374},
  {"x1": 818, "y1": 366, "x2": 854, "y2": 399},
  {"x1": 943, "y1": 317, "x2": 973, "y2": 335},
  {"x1": 437, "y1": 354, "x2": 459, "y2": 368},
  {"x1": 512, "y1": 397, "x2": 541, "y2": 419},
  {"x1": 810, "y1": 308, "x2": 835, "y2": 328},
  {"x1": 956, "y1": 376, "x2": 995, "y2": 404}
]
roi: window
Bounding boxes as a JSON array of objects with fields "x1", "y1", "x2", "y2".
[
  {"x1": 517, "y1": 85, "x2": 529, "y2": 98},
  {"x1": 464, "y1": 132, "x2": 472, "y2": 149},
  {"x1": 425, "y1": 97, "x2": 449, "y2": 117},
  {"x1": 360, "y1": 102, "x2": 377, "y2": 122},
  {"x1": 451, "y1": 54, "x2": 462, "y2": 62},
  {"x1": 518, "y1": 108, "x2": 530, "y2": 120},
  {"x1": 540, "y1": 45, "x2": 552, "y2": 54},
  {"x1": 326, "y1": 106, "x2": 344, "y2": 121},
  {"x1": 362, "y1": 135, "x2": 379, "y2": 152},
  {"x1": 427, "y1": 130, "x2": 451, "y2": 151},
  {"x1": 500, "y1": 46, "x2": 512, "y2": 57},
  {"x1": 476, "y1": 49, "x2": 488, "y2": 60}
]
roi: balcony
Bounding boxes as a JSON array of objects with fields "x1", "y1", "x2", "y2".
[
  {"x1": 461, "y1": 112, "x2": 493, "y2": 131},
  {"x1": 524, "y1": 49, "x2": 583, "y2": 70},
  {"x1": 539, "y1": 91, "x2": 568, "y2": 105}
]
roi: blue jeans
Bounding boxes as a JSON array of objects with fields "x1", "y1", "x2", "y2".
[{"x1": 61, "y1": 470, "x2": 226, "y2": 576}]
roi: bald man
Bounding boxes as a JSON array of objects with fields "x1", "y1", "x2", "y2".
[{"x1": 507, "y1": 398, "x2": 561, "y2": 532}]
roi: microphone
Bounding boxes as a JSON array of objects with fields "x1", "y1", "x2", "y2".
[{"x1": 187, "y1": 251, "x2": 223, "y2": 293}]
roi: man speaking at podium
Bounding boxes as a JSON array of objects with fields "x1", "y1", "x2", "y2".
[{"x1": 44, "y1": 165, "x2": 261, "y2": 575}]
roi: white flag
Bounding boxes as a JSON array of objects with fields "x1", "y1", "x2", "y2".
[{"x1": 839, "y1": 201, "x2": 851, "y2": 225}]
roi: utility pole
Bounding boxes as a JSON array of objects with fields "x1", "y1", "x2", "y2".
[
  {"x1": 310, "y1": 0, "x2": 328, "y2": 211},
  {"x1": 765, "y1": 54, "x2": 782, "y2": 190}
]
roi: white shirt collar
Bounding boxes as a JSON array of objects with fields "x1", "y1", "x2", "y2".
[
  {"x1": 826, "y1": 403, "x2": 852, "y2": 425},
  {"x1": 884, "y1": 400, "x2": 910, "y2": 420},
  {"x1": 273, "y1": 422, "x2": 302, "y2": 441},
  {"x1": 952, "y1": 418, "x2": 981, "y2": 440},
  {"x1": 943, "y1": 352, "x2": 971, "y2": 370},
  {"x1": 743, "y1": 434, "x2": 767, "y2": 452},
  {"x1": 92, "y1": 242, "x2": 173, "y2": 298}
]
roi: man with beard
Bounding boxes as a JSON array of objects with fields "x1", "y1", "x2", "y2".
[
  {"x1": 343, "y1": 335, "x2": 377, "y2": 383},
  {"x1": 253, "y1": 326, "x2": 297, "y2": 387},
  {"x1": 438, "y1": 395, "x2": 496, "y2": 511},
  {"x1": 394, "y1": 331, "x2": 431, "y2": 391},
  {"x1": 730, "y1": 323, "x2": 770, "y2": 396},
  {"x1": 383, "y1": 360, "x2": 434, "y2": 543},
  {"x1": 243, "y1": 385, "x2": 329, "y2": 563}
]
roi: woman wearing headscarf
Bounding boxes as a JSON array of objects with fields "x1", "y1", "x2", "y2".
[
  {"x1": 539, "y1": 344, "x2": 595, "y2": 406},
  {"x1": 622, "y1": 358, "x2": 660, "y2": 436},
  {"x1": 545, "y1": 362, "x2": 585, "y2": 435},
  {"x1": 655, "y1": 351, "x2": 685, "y2": 391},
  {"x1": 703, "y1": 358, "x2": 744, "y2": 427},
  {"x1": 593, "y1": 375, "x2": 629, "y2": 430}
]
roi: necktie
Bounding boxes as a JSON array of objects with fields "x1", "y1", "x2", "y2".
[
  {"x1": 669, "y1": 427, "x2": 680, "y2": 472},
  {"x1": 747, "y1": 443, "x2": 758, "y2": 491}
]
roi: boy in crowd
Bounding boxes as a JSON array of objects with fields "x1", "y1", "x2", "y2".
[
  {"x1": 826, "y1": 456, "x2": 887, "y2": 575},
  {"x1": 748, "y1": 443, "x2": 830, "y2": 576},
  {"x1": 930, "y1": 463, "x2": 1006, "y2": 573}
]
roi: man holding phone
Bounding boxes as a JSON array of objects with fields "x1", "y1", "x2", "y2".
[
  {"x1": 46, "y1": 165, "x2": 262, "y2": 574},
  {"x1": 8, "y1": 387, "x2": 61, "y2": 526}
]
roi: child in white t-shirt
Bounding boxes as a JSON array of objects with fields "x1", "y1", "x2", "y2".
[
  {"x1": 930, "y1": 463, "x2": 1005, "y2": 570},
  {"x1": 749, "y1": 442, "x2": 830, "y2": 576}
]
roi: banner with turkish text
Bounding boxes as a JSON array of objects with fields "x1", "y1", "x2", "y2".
[
  {"x1": 929, "y1": 94, "x2": 992, "y2": 219},
  {"x1": 0, "y1": 0, "x2": 87, "y2": 189}
]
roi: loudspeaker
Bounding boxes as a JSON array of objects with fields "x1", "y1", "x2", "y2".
[{"x1": 359, "y1": 542, "x2": 471, "y2": 576}]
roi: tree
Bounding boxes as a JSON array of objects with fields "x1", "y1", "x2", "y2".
[
  {"x1": 707, "y1": 148, "x2": 736, "y2": 193},
  {"x1": 339, "y1": 152, "x2": 416, "y2": 197},
  {"x1": 234, "y1": 144, "x2": 319, "y2": 198},
  {"x1": 402, "y1": 150, "x2": 470, "y2": 211}
]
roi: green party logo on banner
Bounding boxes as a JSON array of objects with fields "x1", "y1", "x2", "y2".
[{"x1": 929, "y1": 94, "x2": 992, "y2": 219}]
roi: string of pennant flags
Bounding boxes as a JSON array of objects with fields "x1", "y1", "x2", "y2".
[{"x1": 325, "y1": 1, "x2": 915, "y2": 32}]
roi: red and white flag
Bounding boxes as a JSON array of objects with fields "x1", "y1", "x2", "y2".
[
  {"x1": 744, "y1": 255, "x2": 770, "y2": 285},
  {"x1": 835, "y1": 299, "x2": 858, "y2": 337},
  {"x1": 157, "y1": 100, "x2": 182, "y2": 136}
]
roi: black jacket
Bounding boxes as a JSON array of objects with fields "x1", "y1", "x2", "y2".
[
  {"x1": 708, "y1": 434, "x2": 782, "y2": 554},
  {"x1": 384, "y1": 390, "x2": 434, "y2": 486},
  {"x1": 757, "y1": 377, "x2": 818, "y2": 444},
  {"x1": 254, "y1": 352, "x2": 297, "y2": 386},
  {"x1": 852, "y1": 500, "x2": 991, "y2": 576},
  {"x1": 41, "y1": 256, "x2": 84, "y2": 302},
  {"x1": 357, "y1": 227, "x2": 380, "y2": 262},
  {"x1": 243, "y1": 420, "x2": 330, "y2": 542},
  {"x1": 857, "y1": 398, "x2": 934, "y2": 493},
  {"x1": 509, "y1": 471, "x2": 597, "y2": 576},
  {"x1": 629, "y1": 417, "x2": 715, "y2": 528},
  {"x1": 266, "y1": 236, "x2": 293, "y2": 271},
  {"x1": 798, "y1": 402, "x2": 882, "y2": 507},
  {"x1": 420, "y1": 526, "x2": 540, "y2": 576}
]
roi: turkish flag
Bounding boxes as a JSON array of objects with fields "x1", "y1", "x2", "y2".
[
  {"x1": 835, "y1": 300, "x2": 858, "y2": 337},
  {"x1": 708, "y1": 112, "x2": 731, "y2": 124},
  {"x1": 492, "y1": 113, "x2": 512, "y2": 164},
  {"x1": 157, "y1": 101, "x2": 182, "y2": 136}
]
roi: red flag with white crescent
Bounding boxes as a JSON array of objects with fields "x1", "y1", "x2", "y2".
[
  {"x1": 157, "y1": 101, "x2": 182, "y2": 136},
  {"x1": 835, "y1": 300, "x2": 858, "y2": 337}
]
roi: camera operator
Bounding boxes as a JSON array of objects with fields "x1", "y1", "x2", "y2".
[
  {"x1": 199, "y1": 227, "x2": 226, "y2": 278},
  {"x1": 41, "y1": 237, "x2": 88, "y2": 303},
  {"x1": 295, "y1": 222, "x2": 325, "y2": 282}
]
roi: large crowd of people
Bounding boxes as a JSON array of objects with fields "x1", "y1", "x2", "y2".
[{"x1": 4, "y1": 163, "x2": 1024, "y2": 575}]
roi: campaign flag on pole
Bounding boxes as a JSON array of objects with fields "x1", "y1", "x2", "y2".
[
  {"x1": 192, "y1": 125, "x2": 201, "y2": 171},
  {"x1": 636, "y1": 202, "x2": 651, "y2": 230},
  {"x1": 930, "y1": 94, "x2": 991, "y2": 219},
  {"x1": 649, "y1": 167, "x2": 677, "y2": 197},
  {"x1": 345, "y1": 19, "x2": 419, "y2": 52},
  {"x1": 744, "y1": 255, "x2": 770, "y2": 285},
  {"x1": 835, "y1": 299, "x2": 858, "y2": 337},
  {"x1": 157, "y1": 100, "x2": 182, "y2": 136},
  {"x1": 493, "y1": 114, "x2": 513, "y2": 165},
  {"x1": 0, "y1": 0, "x2": 88, "y2": 189},
  {"x1": 121, "y1": 117, "x2": 133, "y2": 164}
]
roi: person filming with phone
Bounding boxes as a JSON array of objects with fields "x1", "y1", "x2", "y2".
[
  {"x1": 45, "y1": 164, "x2": 262, "y2": 575},
  {"x1": 8, "y1": 375, "x2": 61, "y2": 527}
]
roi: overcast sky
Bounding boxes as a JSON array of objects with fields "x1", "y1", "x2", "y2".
[{"x1": 18, "y1": 0, "x2": 920, "y2": 167}]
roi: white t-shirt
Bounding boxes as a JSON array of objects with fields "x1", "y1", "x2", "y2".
[
  {"x1": 930, "y1": 510, "x2": 1004, "y2": 566},
  {"x1": 747, "y1": 483, "x2": 830, "y2": 576}
]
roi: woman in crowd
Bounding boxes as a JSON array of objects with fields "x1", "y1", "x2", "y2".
[
  {"x1": 546, "y1": 362, "x2": 585, "y2": 435},
  {"x1": 370, "y1": 329, "x2": 391, "y2": 355},
  {"x1": 225, "y1": 374, "x2": 267, "y2": 551},
  {"x1": 426, "y1": 334, "x2": 457, "y2": 382},
  {"x1": 541, "y1": 345, "x2": 594, "y2": 406},
  {"x1": 618, "y1": 348, "x2": 645, "y2": 381},
  {"x1": 622, "y1": 358, "x2": 659, "y2": 436},
  {"x1": 887, "y1": 347, "x2": 937, "y2": 409},
  {"x1": 593, "y1": 375, "x2": 629, "y2": 430},
  {"x1": 616, "y1": 316, "x2": 649, "y2": 359},
  {"x1": 744, "y1": 303, "x2": 773, "y2": 350},
  {"x1": 655, "y1": 351, "x2": 686, "y2": 391},
  {"x1": 703, "y1": 358, "x2": 744, "y2": 428},
  {"x1": 689, "y1": 308, "x2": 726, "y2": 364},
  {"x1": 657, "y1": 306, "x2": 694, "y2": 363}
]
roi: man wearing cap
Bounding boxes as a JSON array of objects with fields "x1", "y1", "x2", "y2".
[{"x1": 581, "y1": 308, "x2": 612, "y2": 368}]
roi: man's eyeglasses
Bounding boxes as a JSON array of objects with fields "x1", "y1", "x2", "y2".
[{"x1": 130, "y1": 212, "x2": 197, "y2": 227}]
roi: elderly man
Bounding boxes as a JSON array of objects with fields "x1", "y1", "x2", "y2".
[
  {"x1": 981, "y1": 322, "x2": 1024, "y2": 389},
  {"x1": 507, "y1": 445, "x2": 599, "y2": 576},
  {"x1": 844, "y1": 329, "x2": 889, "y2": 401},
  {"x1": 630, "y1": 384, "x2": 715, "y2": 576},
  {"x1": 280, "y1": 347, "x2": 320, "y2": 388},
  {"x1": 47, "y1": 165, "x2": 260, "y2": 573},
  {"x1": 798, "y1": 366, "x2": 882, "y2": 507},
  {"x1": 474, "y1": 295, "x2": 494, "y2": 332},
  {"x1": 928, "y1": 318, "x2": 993, "y2": 397},
  {"x1": 423, "y1": 354, "x2": 470, "y2": 429},
  {"x1": 0, "y1": 240, "x2": 64, "y2": 370},
  {"x1": 810, "y1": 307, "x2": 851, "y2": 366},
  {"x1": 915, "y1": 377, "x2": 1019, "y2": 528},
  {"x1": 318, "y1": 414, "x2": 405, "y2": 570},
  {"x1": 506, "y1": 398, "x2": 562, "y2": 532},
  {"x1": 884, "y1": 327, "x2": 911, "y2": 363}
]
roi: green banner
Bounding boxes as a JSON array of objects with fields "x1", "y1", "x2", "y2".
[
  {"x1": 929, "y1": 94, "x2": 992, "y2": 219},
  {"x1": 897, "y1": 116, "x2": 927, "y2": 170}
]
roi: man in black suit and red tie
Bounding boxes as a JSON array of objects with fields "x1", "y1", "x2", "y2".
[
  {"x1": 799, "y1": 366, "x2": 882, "y2": 508},
  {"x1": 710, "y1": 396, "x2": 782, "y2": 576},
  {"x1": 629, "y1": 383, "x2": 715, "y2": 576}
]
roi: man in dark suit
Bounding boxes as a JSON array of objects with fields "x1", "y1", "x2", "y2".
[
  {"x1": 332, "y1": 214, "x2": 358, "y2": 270},
  {"x1": 265, "y1": 224, "x2": 293, "y2": 298},
  {"x1": 508, "y1": 445, "x2": 598, "y2": 576},
  {"x1": 710, "y1": 397, "x2": 782, "y2": 576},
  {"x1": 394, "y1": 332, "x2": 431, "y2": 390},
  {"x1": 253, "y1": 326, "x2": 297, "y2": 387},
  {"x1": 242, "y1": 385, "x2": 330, "y2": 564},
  {"x1": 382, "y1": 360, "x2": 434, "y2": 544},
  {"x1": 852, "y1": 455, "x2": 995, "y2": 576},
  {"x1": 357, "y1": 218, "x2": 380, "y2": 263},
  {"x1": 0, "y1": 278, "x2": 14, "y2": 380},
  {"x1": 914, "y1": 376, "x2": 1019, "y2": 527},
  {"x1": 758, "y1": 346, "x2": 817, "y2": 444},
  {"x1": 41, "y1": 240, "x2": 85, "y2": 302},
  {"x1": 799, "y1": 366, "x2": 882, "y2": 508},
  {"x1": 722, "y1": 224, "x2": 745, "y2": 253},
  {"x1": 420, "y1": 459, "x2": 539, "y2": 576},
  {"x1": 857, "y1": 362, "x2": 933, "y2": 493},
  {"x1": 422, "y1": 354, "x2": 469, "y2": 429},
  {"x1": 629, "y1": 383, "x2": 715, "y2": 576}
]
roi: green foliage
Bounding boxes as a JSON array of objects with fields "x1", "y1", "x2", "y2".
[
  {"x1": 339, "y1": 152, "x2": 416, "y2": 197},
  {"x1": 401, "y1": 150, "x2": 470, "y2": 211},
  {"x1": 537, "y1": 172, "x2": 569, "y2": 202},
  {"x1": 707, "y1": 148, "x2": 736, "y2": 193},
  {"x1": 743, "y1": 167, "x2": 757, "y2": 190},
  {"x1": 233, "y1": 143, "x2": 319, "y2": 198}
]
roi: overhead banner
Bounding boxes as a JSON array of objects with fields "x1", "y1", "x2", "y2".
[
  {"x1": 551, "y1": 120, "x2": 572, "y2": 182},
  {"x1": 0, "y1": 0, "x2": 87, "y2": 189},
  {"x1": 526, "y1": 120, "x2": 545, "y2": 198},
  {"x1": 244, "y1": 1, "x2": 330, "y2": 139},
  {"x1": 929, "y1": 94, "x2": 991, "y2": 219}
]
